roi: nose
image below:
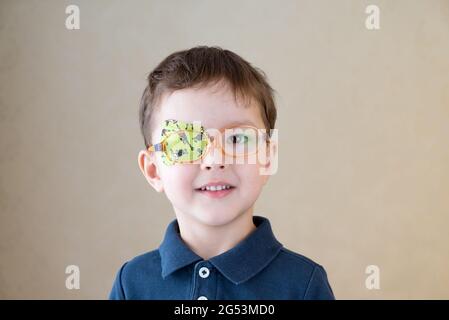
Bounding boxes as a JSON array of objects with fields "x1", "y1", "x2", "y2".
[{"x1": 200, "y1": 135, "x2": 226, "y2": 170}]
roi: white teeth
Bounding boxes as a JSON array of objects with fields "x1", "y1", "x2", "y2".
[{"x1": 200, "y1": 185, "x2": 232, "y2": 191}]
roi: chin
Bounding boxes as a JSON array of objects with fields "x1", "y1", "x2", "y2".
[{"x1": 194, "y1": 211, "x2": 241, "y2": 227}]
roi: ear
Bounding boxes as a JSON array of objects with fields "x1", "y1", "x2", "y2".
[
  {"x1": 138, "y1": 150, "x2": 164, "y2": 193},
  {"x1": 259, "y1": 139, "x2": 278, "y2": 178}
]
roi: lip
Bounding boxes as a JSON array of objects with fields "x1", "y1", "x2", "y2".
[
  {"x1": 196, "y1": 181, "x2": 235, "y2": 189},
  {"x1": 195, "y1": 181, "x2": 236, "y2": 199},
  {"x1": 195, "y1": 187, "x2": 235, "y2": 199}
]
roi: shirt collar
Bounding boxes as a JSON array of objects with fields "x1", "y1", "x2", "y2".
[{"x1": 158, "y1": 215, "x2": 283, "y2": 285}]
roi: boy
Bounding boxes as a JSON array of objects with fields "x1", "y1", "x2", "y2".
[{"x1": 109, "y1": 46, "x2": 335, "y2": 300}]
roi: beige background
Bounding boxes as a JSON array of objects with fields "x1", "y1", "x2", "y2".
[{"x1": 0, "y1": 0, "x2": 448, "y2": 299}]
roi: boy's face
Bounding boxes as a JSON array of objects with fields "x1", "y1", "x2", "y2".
[{"x1": 138, "y1": 81, "x2": 276, "y2": 227}]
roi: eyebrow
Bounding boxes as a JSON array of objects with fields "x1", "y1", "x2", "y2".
[{"x1": 218, "y1": 120, "x2": 259, "y2": 129}]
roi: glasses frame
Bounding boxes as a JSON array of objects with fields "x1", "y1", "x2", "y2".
[{"x1": 147, "y1": 125, "x2": 270, "y2": 164}]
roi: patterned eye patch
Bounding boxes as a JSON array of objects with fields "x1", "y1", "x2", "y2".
[{"x1": 160, "y1": 119, "x2": 208, "y2": 165}]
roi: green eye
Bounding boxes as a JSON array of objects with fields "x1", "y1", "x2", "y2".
[{"x1": 227, "y1": 134, "x2": 249, "y2": 145}]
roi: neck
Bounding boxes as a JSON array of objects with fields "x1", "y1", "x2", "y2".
[{"x1": 175, "y1": 209, "x2": 257, "y2": 260}]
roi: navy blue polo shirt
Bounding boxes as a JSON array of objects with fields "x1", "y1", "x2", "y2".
[{"x1": 109, "y1": 216, "x2": 335, "y2": 300}]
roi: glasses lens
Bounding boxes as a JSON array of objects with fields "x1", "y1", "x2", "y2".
[
  {"x1": 165, "y1": 130, "x2": 208, "y2": 163},
  {"x1": 223, "y1": 127, "x2": 258, "y2": 156}
]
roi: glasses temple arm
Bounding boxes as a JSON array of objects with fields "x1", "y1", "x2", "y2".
[{"x1": 148, "y1": 143, "x2": 164, "y2": 152}]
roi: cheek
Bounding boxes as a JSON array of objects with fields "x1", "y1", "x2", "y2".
[
  {"x1": 236, "y1": 165, "x2": 266, "y2": 189},
  {"x1": 160, "y1": 166, "x2": 198, "y2": 199}
]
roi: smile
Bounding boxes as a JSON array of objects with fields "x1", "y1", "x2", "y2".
[{"x1": 195, "y1": 186, "x2": 235, "y2": 198}]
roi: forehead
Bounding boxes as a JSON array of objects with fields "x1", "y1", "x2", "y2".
[{"x1": 152, "y1": 82, "x2": 265, "y2": 136}]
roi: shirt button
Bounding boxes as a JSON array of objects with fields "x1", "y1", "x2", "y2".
[
  {"x1": 199, "y1": 267, "x2": 210, "y2": 278},
  {"x1": 197, "y1": 296, "x2": 208, "y2": 300}
]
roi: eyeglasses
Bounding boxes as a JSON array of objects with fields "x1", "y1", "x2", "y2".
[{"x1": 147, "y1": 120, "x2": 269, "y2": 165}]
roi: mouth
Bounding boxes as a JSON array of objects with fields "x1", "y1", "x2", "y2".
[{"x1": 195, "y1": 183, "x2": 236, "y2": 199}]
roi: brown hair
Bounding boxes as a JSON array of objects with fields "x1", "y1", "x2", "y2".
[{"x1": 139, "y1": 46, "x2": 277, "y2": 148}]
